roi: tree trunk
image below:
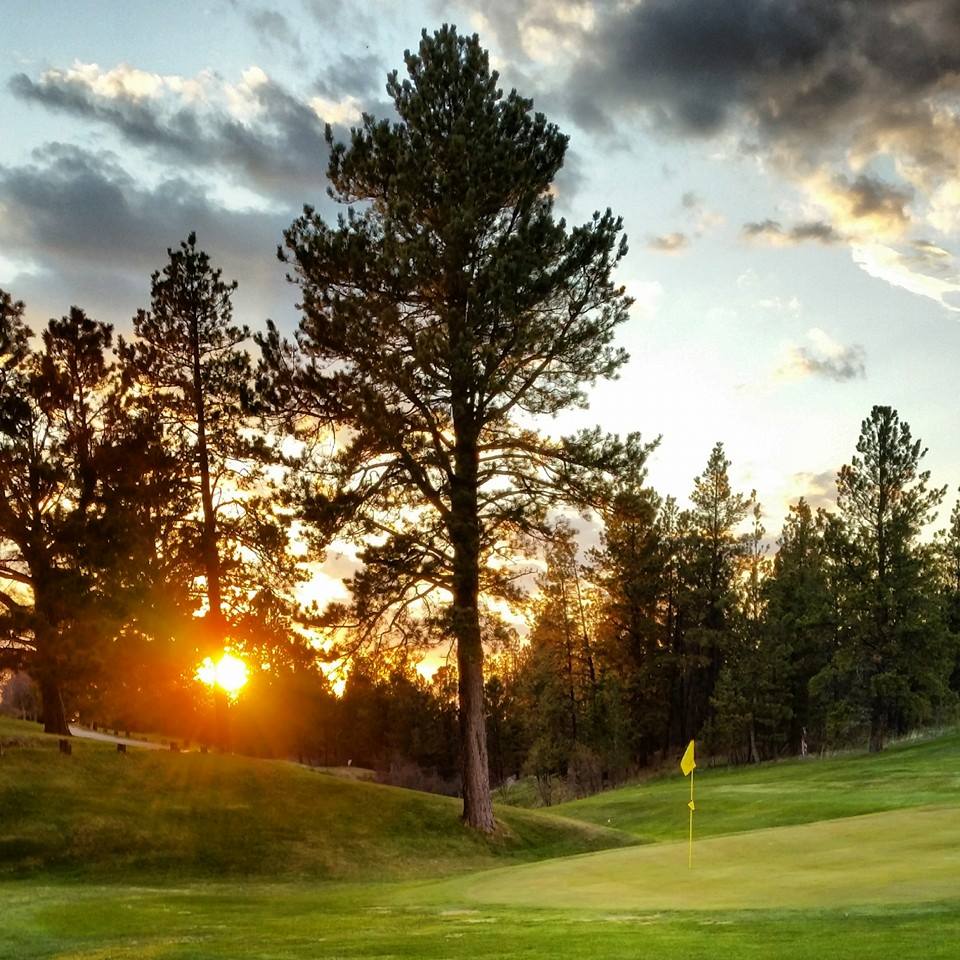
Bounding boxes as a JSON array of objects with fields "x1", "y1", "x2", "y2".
[
  {"x1": 455, "y1": 604, "x2": 495, "y2": 831},
  {"x1": 449, "y1": 428, "x2": 495, "y2": 833},
  {"x1": 40, "y1": 675, "x2": 69, "y2": 736},
  {"x1": 869, "y1": 706, "x2": 886, "y2": 753},
  {"x1": 191, "y1": 312, "x2": 223, "y2": 635}
]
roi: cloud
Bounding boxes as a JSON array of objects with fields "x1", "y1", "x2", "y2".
[
  {"x1": 545, "y1": 0, "x2": 960, "y2": 152},
  {"x1": 804, "y1": 172, "x2": 913, "y2": 239},
  {"x1": 776, "y1": 328, "x2": 866, "y2": 383},
  {"x1": 246, "y1": 7, "x2": 304, "y2": 59},
  {"x1": 474, "y1": 0, "x2": 960, "y2": 307},
  {"x1": 789, "y1": 469, "x2": 837, "y2": 511},
  {"x1": 758, "y1": 295, "x2": 801, "y2": 315},
  {"x1": 0, "y1": 142, "x2": 291, "y2": 328},
  {"x1": 647, "y1": 232, "x2": 688, "y2": 253},
  {"x1": 743, "y1": 218, "x2": 842, "y2": 245},
  {"x1": 8, "y1": 62, "x2": 359, "y2": 204},
  {"x1": 678, "y1": 189, "x2": 724, "y2": 235},
  {"x1": 852, "y1": 241, "x2": 960, "y2": 312}
]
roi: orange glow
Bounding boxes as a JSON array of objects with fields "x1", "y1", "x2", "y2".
[{"x1": 196, "y1": 651, "x2": 249, "y2": 699}]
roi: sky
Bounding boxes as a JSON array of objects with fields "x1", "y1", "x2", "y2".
[{"x1": 3, "y1": 0, "x2": 960, "y2": 577}]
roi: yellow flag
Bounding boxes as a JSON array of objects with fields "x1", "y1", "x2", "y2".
[{"x1": 680, "y1": 739, "x2": 696, "y2": 776}]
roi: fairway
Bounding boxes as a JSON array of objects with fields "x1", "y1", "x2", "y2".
[
  {"x1": 4, "y1": 720, "x2": 960, "y2": 958},
  {"x1": 454, "y1": 806, "x2": 960, "y2": 911}
]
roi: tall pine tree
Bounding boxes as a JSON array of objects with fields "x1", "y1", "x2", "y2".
[{"x1": 259, "y1": 26, "x2": 644, "y2": 830}]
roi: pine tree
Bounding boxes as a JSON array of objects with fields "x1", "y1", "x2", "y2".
[
  {"x1": 764, "y1": 498, "x2": 836, "y2": 752},
  {"x1": 258, "y1": 26, "x2": 642, "y2": 830},
  {"x1": 683, "y1": 442, "x2": 751, "y2": 737},
  {"x1": 119, "y1": 235, "x2": 295, "y2": 659},
  {"x1": 0, "y1": 294, "x2": 118, "y2": 732},
  {"x1": 830, "y1": 406, "x2": 951, "y2": 751}
]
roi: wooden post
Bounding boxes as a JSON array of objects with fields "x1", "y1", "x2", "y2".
[{"x1": 59, "y1": 739, "x2": 72, "y2": 755}]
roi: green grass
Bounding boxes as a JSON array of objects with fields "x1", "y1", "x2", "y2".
[
  {"x1": 450, "y1": 806, "x2": 960, "y2": 911},
  {"x1": 3, "y1": 717, "x2": 959, "y2": 958},
  {"x1": 4, "y1": 882, "x2": 960, "y2": 959},
  {"x1": 0, "y1": 718, "x2": 632, "y2": 882},
  {"x1": 550, "y1": 730, "x2": 960, "y2": 841}
]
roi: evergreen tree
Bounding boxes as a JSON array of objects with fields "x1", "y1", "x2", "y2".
[
  {"x1": 764, "y1": 498, "x2": 836, "y2": 752},
  {"x1": 119, "y1": 235, "x2": 295, "y2": 658},
  {"x1": 708, "y1": 500, "x2": 789, "y2": 762},
  {"x1": 828, "y1": 406, "x2": 951, "y2": 750},
  {"x1": 683, "y1": 442, "x2": 751, "y2": 737},
  {"x1": 0, "y1": 294, "x2": 118, "y2": 732},
  {"x1": 589, "y1": 483, "x2": 667, "y2": 764},
  {"x1": 259, "y1": 26, "x2": 643, "y2": 830}
]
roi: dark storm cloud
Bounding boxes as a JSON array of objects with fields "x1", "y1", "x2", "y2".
[
  {"x1": 0, "y1": 143, "x2": 293, "y2": 329},
  {"x1": 743, "y1": 219, "x2": 842, "y2": 245},
  {"x1": 8, "y1": 70, "x2": 343, "y2": 204},
  {"x1": 557, "y1": 0, "x2": 960, "y2": 142}
]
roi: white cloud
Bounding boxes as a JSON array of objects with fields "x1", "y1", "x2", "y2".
[
  {"x1": 852, "y1": 242, "x2": 960, "y2": 313},
  {"x1": 309, "y1": 94, "x2": 363, "y2": 126},
  {"x1": 776, "y1": 328, "x2": 866, "y2": 383}
]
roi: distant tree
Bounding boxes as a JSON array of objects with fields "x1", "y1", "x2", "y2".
[
  {"x1": 119, "y1": 235, "x2": 296, "y2": 658},
  {"x1": 259, "y1": 26, "x2": 644, "y2": 830},
  {"x1": 589, "y1": 482, "x2": 667, "y2": 764},
  {"x1": 682, "y1": 442, "x2": 751, "y2": 737},
  {"x1": 827, "y1": 406, "x2": 951, "y2": 751},
  {"x1": 763, "y1": 498, "x2": 836, "y2": 752},
  {"x1": 937, "y1": 495, "x2": 960, "y2": 693},
  {"x1": 708, "y1": 500, "x2": 789, "y2": 762}
]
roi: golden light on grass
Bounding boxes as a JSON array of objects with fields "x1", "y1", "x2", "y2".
[{"x1": 196, "y1": 651, "x2": 249, "y2": 699}]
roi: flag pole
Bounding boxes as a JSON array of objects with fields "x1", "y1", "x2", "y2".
[{"x1": 680, "y1": 738, "x2": 696, "y2": 869}]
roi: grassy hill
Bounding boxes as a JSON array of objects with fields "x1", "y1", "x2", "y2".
[
  {"x1": 4, "y1": 718, "x2": 960, "y2": 959},
  {"x1": 0, "y1": 717, "x2": 633, "y2": 882},
  {"x1": 549, "y1": 730, "x2": 960, "y2": 841}
]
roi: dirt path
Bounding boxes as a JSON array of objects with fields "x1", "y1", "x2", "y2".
[{"x1": 69, "y1": 725, "x2": 167, "y2": 750}]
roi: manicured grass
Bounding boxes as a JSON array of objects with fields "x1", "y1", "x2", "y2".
[
  {"x1": 3, "y1": 881, "x2": 960, "y2": 959},
  {"x1": 0, "y1": 717, "x2": 633, "y2": 882},
  {"x1": 3, "y1": 718, "x2": 960, "y2": 958},
  {"x1": 550, "y1": 730, "x2": 960, "y2": 841},
  {"x1": 451, "y1": 805, "x2": 960, "y2": 911}
]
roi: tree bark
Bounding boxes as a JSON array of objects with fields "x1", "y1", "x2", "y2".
[
  {"x1": 190, "y1": 311, "x2": 224, "y2": 641},
  {"x1": 449, "y1": 426, "x2": 495, "y2": 833},
  {"x1": 40, "y1": 675, "x2": 69, "y2": 736}
]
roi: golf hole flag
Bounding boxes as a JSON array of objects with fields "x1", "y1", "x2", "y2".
[{"x1": 680, "y1": 739, "x2": 696, "y2": 868}]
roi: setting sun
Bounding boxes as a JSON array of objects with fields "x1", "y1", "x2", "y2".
[{"x1": 195, "y1": 652, "x2": 249, "y2": 699}]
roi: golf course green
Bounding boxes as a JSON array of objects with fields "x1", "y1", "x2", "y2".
[{"x1": 2, "y1": 717, "x2": 959, "y2": 958}]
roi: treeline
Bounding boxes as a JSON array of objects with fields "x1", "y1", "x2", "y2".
[
  {"x1": 485, "y1": 418, "x2": 960, "y2": 800},
  {"x1": 2, "y1": 27, "x2": 958, "y2": 820}
]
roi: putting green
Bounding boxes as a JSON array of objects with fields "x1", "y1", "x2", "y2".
[{"x1": 454, "y1": 806, "x2": 960, "y2": 911}]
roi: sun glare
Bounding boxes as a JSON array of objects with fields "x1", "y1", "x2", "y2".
[{"x1": 196, "y1": 651, "x2": 249, "y2": 698}]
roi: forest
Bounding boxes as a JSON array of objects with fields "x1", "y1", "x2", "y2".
[{"x1": 2, "y1": 27, "x2": 959, "y2": 827}]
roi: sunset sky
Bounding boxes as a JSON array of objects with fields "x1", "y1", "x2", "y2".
[{"x1": 4, "y1": 0, "x2": 960, "y2": 574}]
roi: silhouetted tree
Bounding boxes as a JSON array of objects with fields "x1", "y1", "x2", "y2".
[
  {"x1": 119, "y1": 235, "x2": 296, "y2": 658},
  {"x1": 0, "y1": 293, "x2": 118, "y2": 732},
  {"x1": 259, "y1": 26, "x2": 643, "y2": 830}
]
